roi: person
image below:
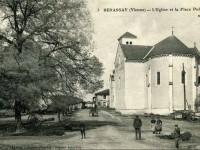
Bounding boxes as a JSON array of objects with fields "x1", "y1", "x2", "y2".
[
  {"x1": 172, "y1": 125, "x2": 181, "y2": 148},
  {"x1": 89, "y1": 108, "x2": 92, "y2": 116},
  {"x1": 155, "y1": 116, "x2": 162, "y2": 134},
  {"x1": 133, "y1": 115, "x2": 142, "y2": 140},
  {"x1": 80, "y1": 122, "x2": 86, "y2": 139},
  {"x1": 150, "y1": 117, "x2": 156, "y2": 134}
]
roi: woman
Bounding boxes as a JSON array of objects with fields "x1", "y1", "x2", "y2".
[
  {"x1": 155, "y1": 117, "x2": 162, "y2": 134},
  {"x1": 150, "y1": 117, "x2": 156, "y2": 134}
]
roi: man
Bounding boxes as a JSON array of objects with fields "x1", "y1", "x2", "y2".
[
  {"x1": 133, "y1": 115, "x2": 142, "y2": 140},
  {"x1": 80, "y1": 122, "x2": 86, "y2": 139},
  {"x1": 172, "y1": 125, "x2": 181, "y2": 148}
]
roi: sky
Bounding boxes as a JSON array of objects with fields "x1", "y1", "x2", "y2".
[{"x1": 85, "y1": 0, "x2": 200, "y2": 101}]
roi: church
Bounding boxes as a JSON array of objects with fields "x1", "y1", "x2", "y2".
[{"x1": 110, "y1": 31, "x2": 200, "y2": 115}]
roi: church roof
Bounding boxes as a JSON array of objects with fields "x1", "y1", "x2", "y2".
[
  {"x1": 120, "y1": 35, "x2": 199, "y2": 61},
  {"x1": 118, "y1": 32, "x2": 137, "y2": 41},
  {"x1": 120, "y1": 44, "x2": 152, "y2": 60},
  {"x1": 147, "y1": 35, "x2": 199, "y2": 58}
]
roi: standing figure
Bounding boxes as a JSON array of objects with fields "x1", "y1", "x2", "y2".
[
  {"x1": 155, "y1": 117, "x2": 162, "y2": 134},
  {"x1": 80, "y1": 122, "x2": 86, "y2": 139},
  {"x1": 172, "y1": 125, "x2": 181, "y2": 148},
  {"x1": 89, "y1": 108, "x2": 92, "y2": 116},
  {"x1": 150, "y1": 117, "x2": 156, "y2": 134},
  {"x1": 133, "y1": 115, "x2": 142, "y2": 140}
]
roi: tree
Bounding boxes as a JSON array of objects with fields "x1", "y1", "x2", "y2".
[
  {"x1": 50, "y1": 94, "x2": 83, "y2": 122},
  {"x1": 0, "y1": 0, "x2": 103, "y2": 131}
]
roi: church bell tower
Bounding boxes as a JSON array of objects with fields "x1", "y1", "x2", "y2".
[{"x1": 118, "y1": 32, "x2": 137, "y2": 45}]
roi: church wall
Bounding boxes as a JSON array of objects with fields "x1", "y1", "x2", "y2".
[
  {"x1": 124, "y1": 62, "x2": 145, "y2": 110},
  {"x1": 150, "y1": 57, "x2": 170, "y2": 112},
  {"x1": 172, "y1": 57, "x2": 194, "y2": 110},
  {"x1": 114, "y1": 45, "x2": 126, "y2": 110},
  {"x1": 144, "y1": 60, "x2": 151, "y2": 112}
]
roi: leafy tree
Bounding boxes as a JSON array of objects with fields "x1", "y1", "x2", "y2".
[
  {"x1": 50, "y1": 94, "x2": 83, "y2": 122},
  {"x1": 0, "y1": 0, "x2": 103, "y2": 131}
]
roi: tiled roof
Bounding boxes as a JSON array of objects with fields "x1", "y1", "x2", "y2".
[
  {"x1": 120, "y1": 44, "x2": 152, "y2": 60},
  {"x1": 147, "y1": 36, "x2": 199, "y2": 58},
  {"x1": 118, "y1": 32, "x2": 137, "y2": 41},
  {"x1": 189, "y1": 47, "x2": 200, "y2": 56},
  {"x1": 119, "y1": 34, "x2": 199, "y2": 61},
  {"x1": 95, "y1": 89, "x2": 109, "y2": 95}
]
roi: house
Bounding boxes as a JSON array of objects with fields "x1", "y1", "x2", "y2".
[
  {"x1": 113, "y1": 31, "x2": 200, "y2": 115},
  {"x1": 94, "y1": 89, "x2": 110, "y2": 107}
]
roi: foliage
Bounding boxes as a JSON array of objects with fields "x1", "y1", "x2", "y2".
[
  {"x1": 0, "y1": 0, "x2": 104, "y2": 122},
  {"x1": 158, "y1": 131, "x2": 192, "y2": 141},
  {"x1": 49, "y1": 94, "x2": 83, "y2": 111},
  {"x1": 181, "y1": 131, "x2": 192, "y2": 141}
]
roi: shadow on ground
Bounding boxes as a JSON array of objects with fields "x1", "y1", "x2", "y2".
[
  {"x1": 0, "y1": 118, "x2": 121, "y2": 136},
  {"x1": 61, "y1": 120, "x2": 121, "y2": 132}
]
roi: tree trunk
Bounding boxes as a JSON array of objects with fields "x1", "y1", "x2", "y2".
[
  {"x1": 14, "y1": 100, "x2": 22, "y2": 131},
  {"x1": 58, "y1": 110, "x2": 61, "y2": 123}
]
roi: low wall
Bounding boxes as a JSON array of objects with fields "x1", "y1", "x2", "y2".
[{"x1": 116, "y1": 108, "x2": 172, "y2": 115}]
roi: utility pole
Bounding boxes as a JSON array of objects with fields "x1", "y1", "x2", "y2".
[{"x1": 182, "y1": 63, "x2": 186, "y2": 110}]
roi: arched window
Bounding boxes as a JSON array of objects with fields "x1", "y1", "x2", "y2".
[
  {"x1": 130, "y1": 41, "x2": 132, "y2": 45},
  {"x1": 157, "y1": 72, "x2": 160, "y2": 85},
  {"x1": 126, "y1": 41, "x2": 129, "y2": 45},
  {"x1": 182, "y1": 70, "x2": 186, "y2": 84}
]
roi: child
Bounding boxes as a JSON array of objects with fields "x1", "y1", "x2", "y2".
[{"x1": 80, "y1": 122, "x2": 86, "y2": 139}]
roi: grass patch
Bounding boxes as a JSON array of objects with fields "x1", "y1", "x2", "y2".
[
  {"x1": 1, "y1": 123, "x2": 65, "y2": 136},
  {"x1": 19, "y1": 124, "x2": 65, "y2": 136}
]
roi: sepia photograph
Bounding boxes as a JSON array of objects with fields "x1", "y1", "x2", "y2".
[{"x1": 0, "y1": 0, "x2": 200, "y2": 149}]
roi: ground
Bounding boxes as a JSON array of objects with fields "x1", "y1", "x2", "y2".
[{"x1": 0, "y1": 108, "x2": 200, "y2": 149}]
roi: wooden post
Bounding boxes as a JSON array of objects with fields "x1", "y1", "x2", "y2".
[{"x1": 182, "y1": 63, "x2": 186, "y2": 110}]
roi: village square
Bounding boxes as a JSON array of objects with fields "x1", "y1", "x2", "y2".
[{"x1": 1, "y1": 29, "x2": 200, "y2": 149}]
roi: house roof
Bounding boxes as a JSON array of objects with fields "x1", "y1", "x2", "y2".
[
  {"x1": 147, "y1": 35, "x2": 199, "y2": 58},
  {"x1": 95, "y1": 89, "x2": 109, "y2": 95},
  {"x1": 120, "y1": 44, "x2": 152, "y2": 60},
  {"x1": 118, "y1": 32, "x2": 137, "y2": 41}
]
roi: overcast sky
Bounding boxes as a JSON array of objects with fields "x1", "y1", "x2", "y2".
[{"x1": 85, "y1": 0, "x2": 200, "y2": 100}]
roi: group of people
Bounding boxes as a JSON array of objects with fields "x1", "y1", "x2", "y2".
[
  {"x1": 133, "y1": 115, "x2": 181, "y2": 148},
  {"x1": 150, "y1": 116, "x2": 162, "y2": 134},
  {"x1": 133, "y1": 115, "x2": 163, "y2": 140}
]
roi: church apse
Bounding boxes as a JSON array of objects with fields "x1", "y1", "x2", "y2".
[{"x1": 113, "y1": 31, "x2": 200, "y2": 115}]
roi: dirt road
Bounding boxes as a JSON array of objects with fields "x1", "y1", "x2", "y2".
[
  {"x1": 61, "y1": 109, "x2": 156, "y2": 149},
  {"x1": 0, "y1": 109, "x2": 200, "y2": 149}
]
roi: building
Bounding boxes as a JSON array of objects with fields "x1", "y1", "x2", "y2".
[
  {"x1": 94, "y1": 89, "x2": 110, "y2": 107},
  {"x1": 113, "y1": 31, "x2": 200, "y2": 115}
]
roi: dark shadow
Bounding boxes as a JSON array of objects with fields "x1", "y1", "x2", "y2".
[
  {"x1": 0, "y1": 119, "x2": 122, "y2": 136},
  {"x1": 61, "y1": 120, "x2": 121, "y2": 132},
  {"x1": 0, "y1": 123, "x2": 16, "y2": 132},
  {"x1": 156, "y1": 134, "x2": 174, "y2": 140}
]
